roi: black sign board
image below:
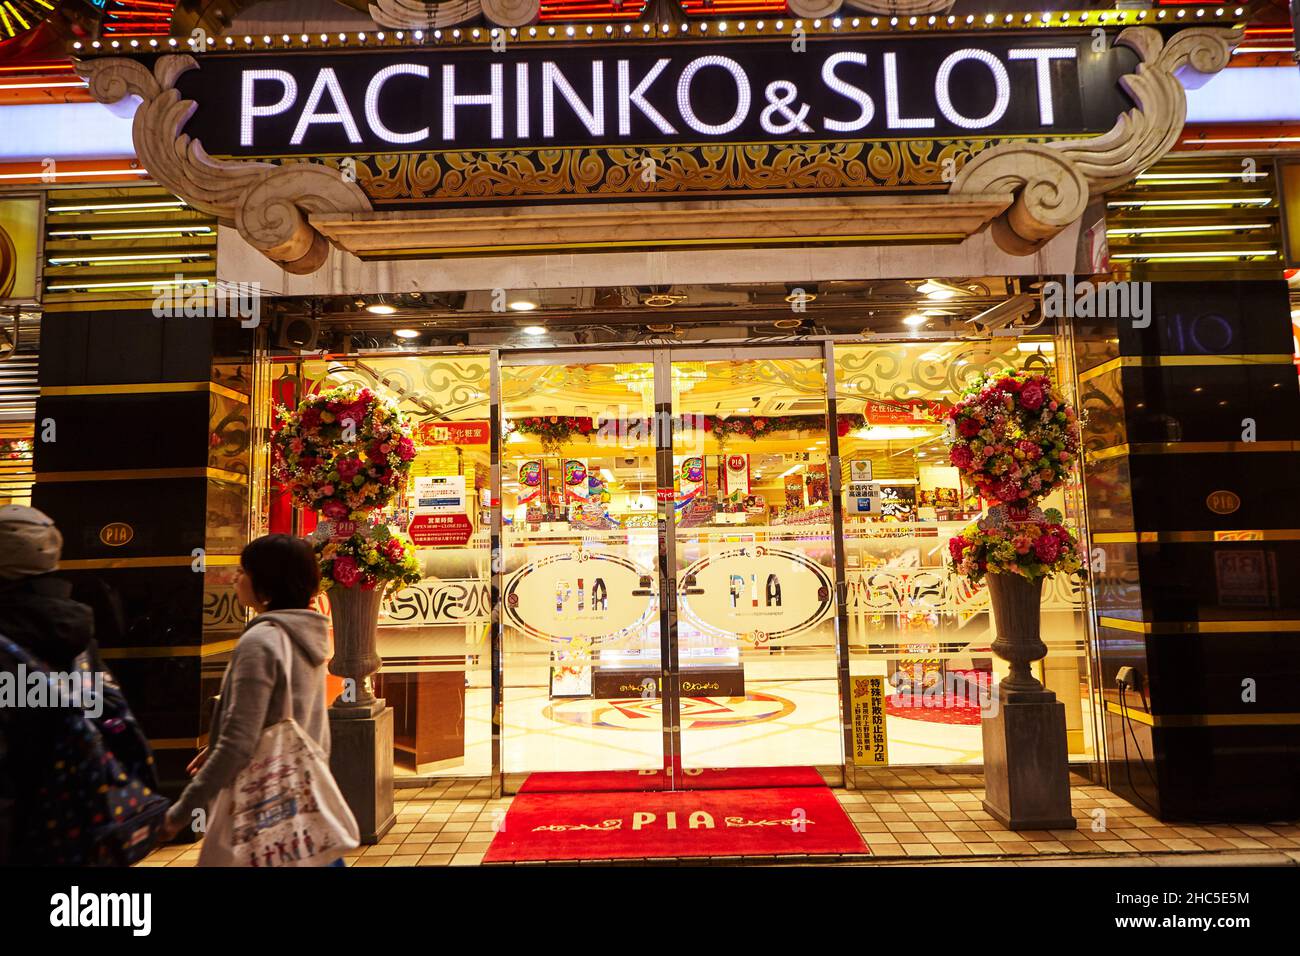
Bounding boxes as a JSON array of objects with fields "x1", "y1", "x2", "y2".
[{"x1": 172, "y1": 33, "x2": 1139, "y2": 158}]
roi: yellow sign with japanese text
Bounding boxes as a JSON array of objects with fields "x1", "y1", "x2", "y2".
[{"x1": 851, "y1": 675, "x2": 889, "y2": 766}]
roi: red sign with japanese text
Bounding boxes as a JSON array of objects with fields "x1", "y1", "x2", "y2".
[
  {"x1": 415, "y1": 420, "x2": 490, "y2": 446},
  {"x1": 863, "y1": 399, "x2": 942, "y2": 425},
  {"x1": 408, "y1": 513, "x2": 473, "y2": 547}
]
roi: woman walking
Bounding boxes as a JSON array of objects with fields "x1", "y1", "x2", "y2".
[{"x1": 158, "y1": 534, "x2": 352, "y2": 866}]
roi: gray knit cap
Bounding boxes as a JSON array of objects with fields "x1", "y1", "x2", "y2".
[{"x1": 0, "y1": 505, "x2": 63, "y2": 581}]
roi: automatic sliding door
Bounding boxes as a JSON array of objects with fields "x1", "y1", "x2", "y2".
[
  {"x1": 498, "y1": 358, "x2": 665, "y2": 777},
  {"x1": 668, "y1": 354, "x2": 844, "y2": 771}
]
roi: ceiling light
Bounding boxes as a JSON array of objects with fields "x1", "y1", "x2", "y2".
[
  {"x1": 522, "y1": 325, "x2": 546, "y2": 335},
  {"x1": 393, "y1": 328, "x2": 419, "y2": 339},
  {"x1": 509, "y1": 300, "x2": 539, "y2": 311},
  {"x1": 366, "y1": 303, "x2": 396, "y2": 315},
  {"x1": 903, "y1": 314, "x2": 927, "y2": 327}
]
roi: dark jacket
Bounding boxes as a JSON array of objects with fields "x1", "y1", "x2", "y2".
[{"x1": 0, "y1": 575, "x2": 96, "y2": 864}]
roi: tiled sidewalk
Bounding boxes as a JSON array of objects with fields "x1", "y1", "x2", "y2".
[{"x1": 138, "y1": 774, "x2": 1300, "y2": 867}]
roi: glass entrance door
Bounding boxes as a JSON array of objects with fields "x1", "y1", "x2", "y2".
[
  {"x1": 668, "y1": 352, "x2": 844, "y2": 772},
  {"x1": 499, "y1": 357, "x2": 664, "y2": 779},
  {"x1": 498, "y1": 349, "x2": 844, "y2": 790}
]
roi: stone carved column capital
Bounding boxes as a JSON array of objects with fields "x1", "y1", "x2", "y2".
[
  {"x1": 951, "y1": 25, "x2": 1242, "y2": 255},
  {"x1": 76, "y1": 54, "x2": 372, "y2": 275}
]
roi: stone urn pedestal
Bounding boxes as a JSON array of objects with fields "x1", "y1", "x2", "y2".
[
  {"x1": 327, "y1": 584, "x2": 396, "y2": 844},
  {"x1": 981, "y1": 571, "x2": 1076, "y2": 831}
]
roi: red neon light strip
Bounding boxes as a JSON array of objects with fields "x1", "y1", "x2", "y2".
[{"x1": 537, "y1": 2, "x2": 647, "y2": 20}]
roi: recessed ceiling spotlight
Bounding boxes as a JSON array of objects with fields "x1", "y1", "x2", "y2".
[
  {"x1": 522, "y1": 325, "x2": 546, "y2": 335},
  {"x1": 509, "y1": 300, "x2": 539, "y2": 311},
  {"x1": 903, "y1": 314, "x2": 927, "y2": 327},
  {"x1": 393, "y1": 328, "x2": 420, "y2": 339},
  {"x1": 366, "y1": 303, "x2": 397, "y2": 315}
]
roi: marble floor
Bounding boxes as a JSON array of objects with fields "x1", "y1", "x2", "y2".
[
  {"x1": 140, "y1": 771, "x2": 1300, "y2": 868},
  {"x1": 394, "y1": 679, "x2": 1094, "y2": 779}
]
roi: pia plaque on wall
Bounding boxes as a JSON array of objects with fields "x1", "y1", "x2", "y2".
[
  {"x1": 677, "y1": 545, "x2": 835, "y2": 646},
  {"x1": 98, "y1": 522, "x2": 134, "y2": 547},
  {"x1": 1206, "y1": 489, "x2": 1241, "y2": 516}
]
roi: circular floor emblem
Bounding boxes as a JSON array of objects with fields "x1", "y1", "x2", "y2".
[{"x1": 543, "y1": 692, "x2": 796, "y2": 731}]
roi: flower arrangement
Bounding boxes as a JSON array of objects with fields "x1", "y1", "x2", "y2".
[
  {"x1": 943, "y1": 369, "x2": 1080, "y2": 505},
  {"x1": 511, "y1": 416, "x2": 595, "y2": 449},
  {"x1": 310, "y1": 521, "x2": 422, "y2": 593},
  {"x1": 272, "y1": 383, "x2": 417, "y2": 520},
  {"x1": 947, "y1": 508, "x2": 1084, "y2": 583}
]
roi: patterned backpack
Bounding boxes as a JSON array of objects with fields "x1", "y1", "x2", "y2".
[{"x1": 0, "y1": 636, "x2": 170, "y2": 865}]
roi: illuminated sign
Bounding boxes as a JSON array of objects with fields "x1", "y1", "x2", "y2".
[{"x1": 174, "y1": 35, "x2": 1138, "y2": 159}]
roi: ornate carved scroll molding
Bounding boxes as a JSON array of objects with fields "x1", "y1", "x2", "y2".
[
  {"x1": 787, "y1": 0, "x2": 845, "y2": 18},
  {"x1": 368, "y1": 0, "x2": 537, "y2": 29},
  {"x1": 367, "y1": 0, "x2": 486, "y2": 30},
  {"x1": 844, "y1": 0, "x2": 954, "y2": 16},
  {"x1": 952, "y1": 26, "x2": 1241, "y2": 255},
  {"x1": 75, "y1": 54, "x2": 372, "y2": 275}
]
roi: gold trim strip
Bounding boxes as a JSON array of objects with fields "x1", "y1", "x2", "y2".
[
  {"x1": 1079, "y1": 354, "x2": 1295, "y2": 383},
  {"x1": 1092, "y1": 529, "x2": 1300, "y2": 543},
  {"x1": 1105, "y1": 703, "x2": 1300, "y2": 728},
  {"x1": 35, "y1": 466, "x2": 248, "y2": 483},
  {"x1": 147, "y1": 734, "x2": 209, "y2": 750},
  {"x1": 99, "y1": 639, "x2": 239, "y2": 660},
  {"x1": 1099, "y1": 616, "x2": 1300, "y2": 634},
  {"x1": 1085, "y1": 445, "x2": 1130, "y2": 463},
  {"x1": 58, "y1": 554, "x2": 241, "y2": 570},
  {"x1": 40, "y1": 381, "x2": 249, "y2": 402},
  {"x1": 1105, "y1": 702, "x2": 1155, "y2": 725},
  {"x1": 1086, "y1": 441, "x2": 1300, "y2": 463}
]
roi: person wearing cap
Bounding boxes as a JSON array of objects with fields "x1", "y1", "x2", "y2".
[{"x1": 0, "y1": 506, "x2": 122, "y2": 863}]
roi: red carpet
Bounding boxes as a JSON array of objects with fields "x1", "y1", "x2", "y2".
[
  {"x1": 518, "y1": 766, "x2": 825, "y2": 794},
  {"x1": 484, "y1": 786, "x2": 867, "y2": 862},
  {"x1": 885, "y1": 670, "x2": 991, "y2": 726}
]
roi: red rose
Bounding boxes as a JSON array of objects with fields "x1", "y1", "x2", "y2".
[
  {"x1": 1033, "y1": 535, "x2": 1062, "y2": 563},
  {"x1": 949, "y1": 446, "x2": 973, "y2": 469},
  {"x1": 333, "y1": 556, "x2": 362, "y2": 588},
  {"x1": 1020, "y1": 382, "x2": 1045, "y2": 411},
  {"x1": 993, "y1": 478, "x2": 1022, "y2": 503},
  {"x1": 948, "y1": 537, "x2": 965, "y2": 560},
  {"x1": 958, "y1": 418, "x2": 981, "y2": 438},
  {"x1": 322, "y1": 500, "x2": 349, "y2": 519}
]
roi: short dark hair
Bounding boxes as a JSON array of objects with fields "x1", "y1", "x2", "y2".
[{"x1": 240, "y1": 534, "x2": 320, "y2": 610}]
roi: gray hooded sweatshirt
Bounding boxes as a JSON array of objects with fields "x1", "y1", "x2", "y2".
[{"x1": 166, "y1": 609, "x2": 331, "y2": 828}]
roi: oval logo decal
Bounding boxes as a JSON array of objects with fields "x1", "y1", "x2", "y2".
[
  {"x1": 503, "y1": 550, "x2": 656, "y2": 645},
  {"x1": 99, "y1": 522, "x2": 134, "y2": 547},
  {"x1": 678, "y1": 545, "x2": 834, "y2": 646},
  {"x1": 1206, "y1": 490, "x2": 1240, "y2": 515}
]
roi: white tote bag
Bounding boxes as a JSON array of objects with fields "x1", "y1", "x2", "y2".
[{"x1": 198, "y1": 631, "x2": 360, "y2": 867}]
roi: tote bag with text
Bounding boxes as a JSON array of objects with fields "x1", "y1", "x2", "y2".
[{"x1": 198, "y1": 631, "x2": 359, "y2": 867}]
